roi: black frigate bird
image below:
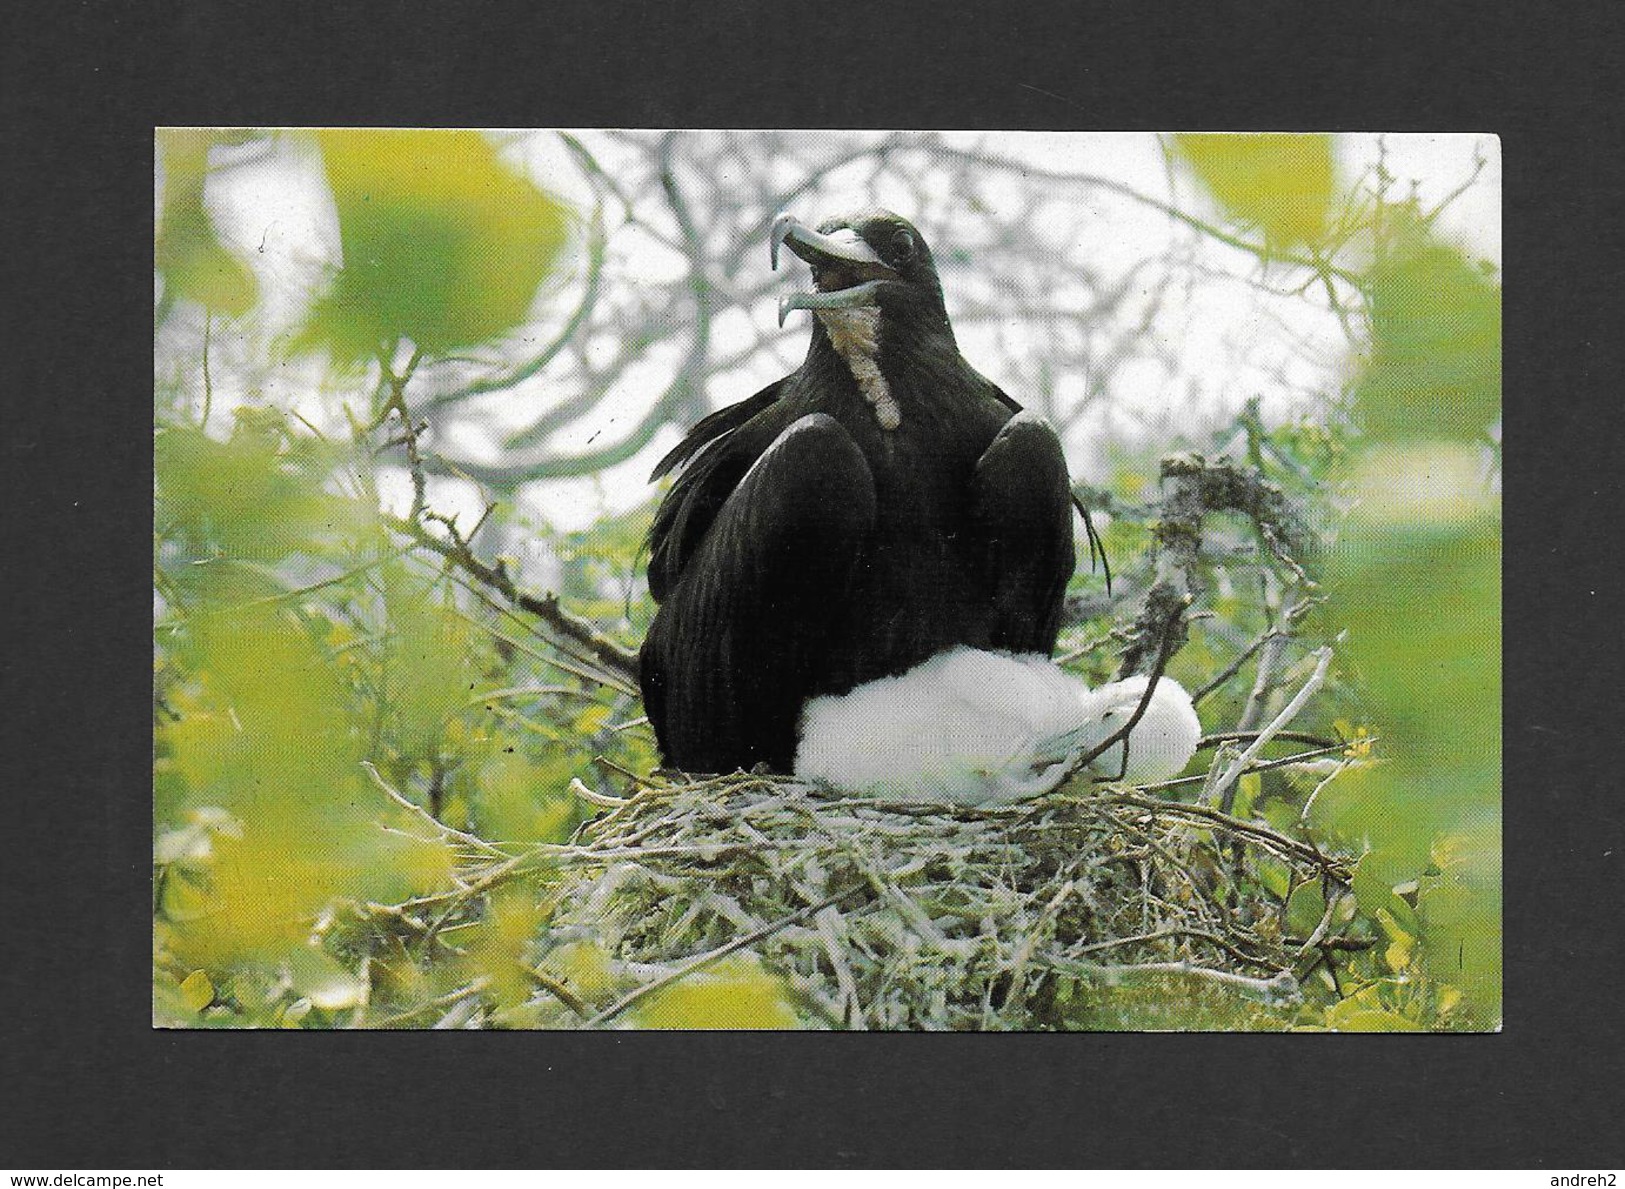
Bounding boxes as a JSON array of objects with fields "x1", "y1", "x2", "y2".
[{"x1": 638, "y1": 210, "x2": 1103, "y2": 776}]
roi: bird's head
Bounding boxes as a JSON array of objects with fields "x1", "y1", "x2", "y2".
[{"x1": 771, "y1": 209, "x2": 950, "y2": 337}]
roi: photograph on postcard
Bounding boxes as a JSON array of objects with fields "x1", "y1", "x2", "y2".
[{"x1": 153, "y1": 129, "x2": 1500, "y2": 1030}]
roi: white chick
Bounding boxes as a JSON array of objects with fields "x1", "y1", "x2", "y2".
[{"x1": 794, "y1": 647, "x2": 1201, "y2": 806}]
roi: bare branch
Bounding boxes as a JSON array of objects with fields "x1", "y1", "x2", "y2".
[{"x1": 392, "y1": 511, "x2": 640, "y2": 686}]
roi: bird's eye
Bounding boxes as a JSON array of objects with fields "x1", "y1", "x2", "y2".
[{"x1": 891, "y1": 228, "x2": 916, "y2": 260}]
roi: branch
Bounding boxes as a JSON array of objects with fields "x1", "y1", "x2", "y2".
[
  {"x1": 391, "y1": 511, "x2": 640, "y2": 687},
  {"x1": 925, "y1": 143, "x2": 1365, "y2": 287},
  {"x1": 370, "y1": 348, "x2": 427, "y2": 519},
  {"x1": 1235, "y1": 631, "x2": 1290, "y2": 736},
  {"x1": 1039, "y1": 955, "x2": 1302, "y2": 1006},
  {"x1": 1190, "y1": 596, "x2": 1313, "y2": 706},
  {"x1": 1114, "y1": 579, "x2": 1191, "y2": 682},
  {"x1": 1093, "y1": 790, "x2": 1343, "y2": 875},
  {"x1": 1209, "y1": 646, "x2": 1334, "y2": 813},
  {"x1": 362, "y1": 760, "x2": 513, "y2": 861},
  {"x1": 1152, "y1": 451, "x2": 1316, "y2": 597},
  {"x1": 1198, "y1": 729, "x2": 1338, "y2": 751},
  {"x1": 408, "y1": 138, "x2": 718, "y2": 490}
]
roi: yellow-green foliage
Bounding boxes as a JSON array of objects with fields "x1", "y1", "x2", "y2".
[
  {"x1": 296, "y1": 129, "x2": 570, "y2": 364},
  {"x1": 1175, "y1": 132, "x2": 1337, "y2": 246},
  {"x1": 155, "y1": 130, "x2": 258, "y2": 317},
  {"x1": 1179, "y1": 133, "x2": 1501, "y2": 1027},
  {"x1": 629, "y1": 957, "x2": 802, "y2": 1030},
  {"x1": 153, "y1": 129, "x2": 595, "y2": 1025}
]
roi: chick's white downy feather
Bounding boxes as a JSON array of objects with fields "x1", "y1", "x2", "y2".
[
  {"x1": 1067, "y1": 673, "x2": 1203, "y2": 787},
  {"x1": 794, "y1": 648, "x2": 1200, "y2": 806}
]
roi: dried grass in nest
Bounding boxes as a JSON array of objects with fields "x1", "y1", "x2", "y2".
[{"x1": 520, "y1": 769, "x2": 1346, "y2": 1030}]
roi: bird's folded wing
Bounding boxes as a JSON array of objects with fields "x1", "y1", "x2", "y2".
[{"x1": 968, "y1": 409, "x2": 1077, "y2": 656}]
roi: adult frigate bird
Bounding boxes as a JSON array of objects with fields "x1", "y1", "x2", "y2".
[{"x1": 638, "y1": 210, "x2": 1195, "y2": 799}]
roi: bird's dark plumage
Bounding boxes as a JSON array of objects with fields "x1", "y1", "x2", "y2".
[{"x1": 640, "y1": 210, "x2": 1088, "y2": 774}]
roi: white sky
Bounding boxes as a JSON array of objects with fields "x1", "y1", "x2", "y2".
[{"x1": 184, "y1": 130, "x2": 1500, "y2": 534}]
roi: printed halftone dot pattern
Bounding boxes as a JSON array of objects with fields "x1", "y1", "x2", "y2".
[
  {"x1": 155, "y1": 130, "x2": 1499, "y2": 1029},
  {"x1": 155, "y1": 130, "x2": 260, "y2": 318},
  {"x1": 1175, "y1": 133, "x2": 1337, "y2": 246}
]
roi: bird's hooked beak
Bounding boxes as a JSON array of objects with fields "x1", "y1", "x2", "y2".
[{"x1": 771, "y1": 214, "x2": 900, "y2": 327}]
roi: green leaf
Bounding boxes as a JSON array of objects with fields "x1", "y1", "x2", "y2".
[
  {"x1": 284, "y1": 945, "x2": 368, "y2": 1012},
  {"x1": 573, "y1": 704, "x2": 613, "y2": 736},
  {"x1": 1254, "y1": 854, "x2": 1292, "y2": 900},
  {"x1": 387, "y1": 588, "x2": 481, "y2": 757},
  {"x1": 1356, "y1": 228, "x2": 1501, "y2": 443},
  {"x1": 1329, "y1": 1007, "x2": 1422, "y2": 1032},
  {"x1": 1231, "y1": 771, "x2": 1263, "y2": 819},
  {"x1": 1285, "y1": 880, "x2": 1327, "y2": 936},
  {"x1": 155, "y1": 130, "x2": 258, "y2": 317},
  {"x1": 154, "y1": 419, "x2": 366, "y2": 575},
  {"x1": 629, "y1": 957, "x2": 802, "y2": 1030},
  {"x1": 1175, "y1": 133, "x2": 1335, "y2": 246},
  {"x1": 179, "y1": 969, "x2": 215, "y2": 1013},
  {"x1": 1329, "y1": 444, "x2": 1500, "y2": 828},
  {"x1": 296, "y1": 130, "x2": 571, "y2": 362},
  {"x1": 475, "y1": 751, "x2": 581, "y2": 844},
  {"x1": 1418, "y1": 827, "x2": 1501, "y2": 1025},
  {"x1": 1351, "y1": 850, "x2": 1421, "y2": 925}
]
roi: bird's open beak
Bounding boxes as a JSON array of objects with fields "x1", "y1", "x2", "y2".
[{"x1": 771, "y1": 214, "x2": 899, "y2": 326}]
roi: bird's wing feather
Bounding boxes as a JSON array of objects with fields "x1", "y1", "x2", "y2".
[
  {"x1": 645, "y1": 384, "x2": 796, "y2": 603},
  {"x1": 968, "y1": 409, "x2": 1077, "y2": 654},
  {"x1": 978, "y1": 383, "x2": 1108, "y2": 591},
  {"x1": 648, "y1": 377, "x2": 788, "y2": 481},
  {"x1": 641, "y1": 413, "x2": 876, "y2": 772}
]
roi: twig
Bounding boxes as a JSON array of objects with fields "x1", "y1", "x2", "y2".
[
  {"x1": 593, "y1": 754, "x2": 664, "y2": 787},
  {"x1": 569, "y1": 777, "x2": 630, "y2": 809},
  {"x1": 200, "y1": 313, "x2": 213, "y2": 429},
  {"x1": 436, "y1": 577, "x2": 636, "y2": 695},
  {"x1": 371, "y1": 348, "x2": 428, "y2": 520},
  {"x1": 371, "y1": 977, "x2": 492, "y2": 1028},
  {"x1": 521, "y1": 964, "x2": 591, "y2": 1020},
  {"x1": 1040, "y1": 956, "x2": 1301, "y2": 1005},
  {"x1": 926, "y1": 143, "x2": 1365, "y2": 286},
  {"x1": 468, "y1": 684, "x2": 602, "y2": 708},
  {"x1": 1192, "y1": 631, "x2": 1268, "y2": 706},
  {"x1": 1072, "y1": 925, "x2": 1281, "y2": 972},
  {"x1": 1199, "y1": 730, "x2": 1337, "y2": 751},
  {"x1": 582, "y1": 884, "x2": 866, "y2": 1027},
  {"x1": 1137, "y1": 739, "x2": 1369, "y2": 795},
  {"x1": 1096, "y1": 790, "x2": 1343, "y2": 874},
  {"x1": 361, "y1": 760, "x2": 513, "y2": 860},
  {"x1": 1002, "y1": 873, "x2": 1081, "y2": 1007},
  {"x1": 392, "y1": 512, "x2": 640, "y2": 687},
  {"x1": 1210, "y1": 646, "x2": 1333, "y2": 812},
  {"x1": 815, "y1": 904, "x2": 867, "y2": 1029},
  {"x1": 1076, "y1": 666, "x2": 1162, "y2": 781},
  {"x1": 1235, "y1": 632, "x2": 1291, "y2": 737}
]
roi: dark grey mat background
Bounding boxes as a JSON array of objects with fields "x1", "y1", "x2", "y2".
[{"x1": 4, "y1": 0, "x2": 1620, "y2": 1168}]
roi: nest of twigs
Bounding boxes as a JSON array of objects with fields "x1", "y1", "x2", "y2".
[{"x1": 514, "y1": 765, "x2": 1346, "y2": 1030}]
